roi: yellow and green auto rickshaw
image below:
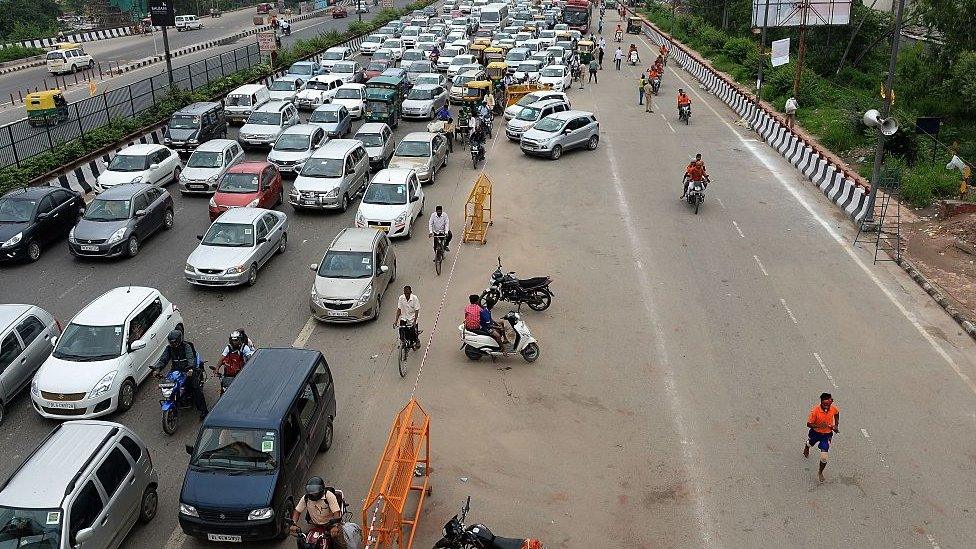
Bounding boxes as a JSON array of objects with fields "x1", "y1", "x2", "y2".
[
  {"x1": 577, "y1": 39, "x2": 595, "y2": 64},
  {"x1": 25, "y1": 89, "x2": 69, "y2": 127},
  {"x1": 627, "y1": 16, "x2": 643, "y2": 34},
  {"x1": 484, "y1": 46, "x2": 505, "y2": 66},
  {"x1": 469, "y1": 42, "x2": 488, "y2": 64},
  {"x1": 463, "y1": 79, "x2": 492, "y2": 106}
]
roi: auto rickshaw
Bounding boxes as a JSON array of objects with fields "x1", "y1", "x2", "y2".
[
  {"x1": 577, "y1": 39, "x2": 595, "y2": 64},
  {"x1": 25, "y1": 89, "x2": 68, "y2": 127},
  {"x1": 472, "y1": 37, "x2": 492, "y2": 47},
  {"x1": 484, "y1": 47, "x2": 505, "y2": 66},
  {"x1": 627, "y1": 16, "x2": 643, "y2": 34},
  {"x1": 486, "y1": 61, "x2": 508, "y2": 95},
  {"x1": 504, "y1": 82, "x2": 548, "y2": 107},
  {"x1": 462, "y1": 79, "x2": 492, "y2": 107}
]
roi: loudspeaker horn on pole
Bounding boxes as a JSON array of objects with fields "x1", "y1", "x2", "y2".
[{"x1": 863, "y1": 109, "x2": 899, "y2": 136}]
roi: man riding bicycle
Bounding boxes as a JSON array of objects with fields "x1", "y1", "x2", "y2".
[
  {"x1": 428, "y1": 205, "x2": 452, "y2": 253},
  {"x1": 394, "y1": 285, "x2": 421, "y2": 350}
]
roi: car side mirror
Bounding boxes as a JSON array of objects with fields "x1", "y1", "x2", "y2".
[
  {"x1": 196, "y1": 234, "x2": 203, "y2": 240},
  {"x1": 76, "y1": 527, "x2": 96, "y2": 544},
  {"x1": 410, "y1": 195, "x2": 419, "y2": 202},
  {"x1": 35, "y1": 212, "x2": 49, "y2": 220},
  {"x1": 135, "y1": 209, "x2": 147, "y2": 217},
  {"x1": 149, "y1": 163, "x2": 159, "y2": 170},
  {"x1": 129, "y1": 339, "x2": 147, "y2": 352},
  {"x1": 310, "y1": 263, "x2": 319, "y2": 271},
  {"x1": 185, "y1": 444, "x2": 195, "y2": 455},
  {"x1": 78, "y1": 207, "x2": 86, "y2": 214},
  {"x1": 380, "y1": 265, "x2": 389, "y2": 273}
]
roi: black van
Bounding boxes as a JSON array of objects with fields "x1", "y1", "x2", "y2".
[
  {"x1": 164, "y1": 101, "x2": 227, "y2": 153},
  {"x1": 178, "y1": 348, "x2": 337, "y2": 542}
]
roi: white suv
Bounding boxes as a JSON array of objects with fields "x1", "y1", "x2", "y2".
[{"x1": 31, "y1": 287, "x2": 184, "y2": 420}]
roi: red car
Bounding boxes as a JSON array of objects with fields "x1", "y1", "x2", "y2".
[
  {"x1": 257, "y1": 2, "x2": 272, "y2": 13},
  {"x1": 332, "y1": 6, "x2": 348, "y2": 18},
  {"x1": 209, "y1": 162, "x2": 283, "y2": 221},
  {"x1": 364, "y1": 59, "x2": 391, "y2": 80}
]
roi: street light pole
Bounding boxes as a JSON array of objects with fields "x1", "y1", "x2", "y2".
[
  {"x1": 161, "y1": 24, "x2": 174, "y2": 85},
  {"x1": 861, "y1": 0, "x2": 905, "y2": 225}
]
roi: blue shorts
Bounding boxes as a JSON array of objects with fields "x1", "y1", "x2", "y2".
[{"x1": 807, "y1": 429, "x2": 832, "y2": 452}]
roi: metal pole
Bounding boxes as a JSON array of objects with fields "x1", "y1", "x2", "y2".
[
  {"x1": 862, "y1": 0, "x2": 905, "y2": 225},
  {"x1": 791, "y1": 0, "x2": 808, "y2": 97},
  {"x1": 161, "y1": 25, "x2": 174, "y2": 85},
  {"x1": 8, "y1": 126, "x2": 20, "y2": 166},
  {"x1": 756, "y1": 0, "x2": 771, "y2": 102}
]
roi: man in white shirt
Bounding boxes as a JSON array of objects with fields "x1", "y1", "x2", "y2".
[
  {"x1": 395, "y1": 285, "x2": 421, "y2": 349},
  {"x1": 785, "y1": 96, "x2": 798, "y2": 128},
  {"x1": 428, "y1": 205, "x2": 452, "y2": 251}
]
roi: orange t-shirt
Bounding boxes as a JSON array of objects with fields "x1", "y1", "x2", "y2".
[
  {"x1": 677, "y1": 94, "x2": 691, "y2": 106},
  {"x1": 807, "y1": 404, "x2": 838, "y2": 434}
]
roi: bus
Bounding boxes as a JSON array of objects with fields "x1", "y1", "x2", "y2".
[
  {"x1": 562, "y1": 0, "x2": 592, "y2": 34},
  {"x1": 479, "y1": 3, "x2": 510, "y2": 31}
]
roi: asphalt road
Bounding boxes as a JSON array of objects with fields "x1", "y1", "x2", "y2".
[{"x1": 1, "y1": 18, "x2": 975, "y2": 549}]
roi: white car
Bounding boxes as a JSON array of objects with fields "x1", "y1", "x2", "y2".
[
  {"x1": 447, "y1": 54, "x2": 476, "y2": 78},
  {"x1": 546, "y1": 46, "x2": 567, "y2": 65},
  {"x1": 354, "y1": 168, "x2": 425, "y2": 238},
  {"x1": 360, "y1": 34, "x2": 386, "y2": 55},
  {"x1": 513, "y1": 60, "x2": 543, "y2": 82},
  {"x1": 268, "y1": 75, "x2": 306, "y2": 102},
  {"x1": 96, "y1": 144, "x2": 182, "y2": 191},
  {"x1": 331, "y1": 84, "x2": 367, "y2": 118},
  {"x1": 538, "y1": 29, "x2": 557, "y2": 47},
  {"x1": 381, "y1": 38, "x2": 405, "y2": 60},
  {"x1": 450, "y1": 70, "x2": 487, "y2": 103},
  {"x1": 437, "y1": 45, "x2": 464, "y2": 71},
  {"x1": 267, "y1": 124, "x2": 328, "y2": 174},
  {"x1": 539, "y1": 64, "x2": 572, "y2": 92},
  {"x1": 414, "y1": 72, "x2": 449, "y2": 88},
  {"x1": 30, "y1": 286, "x2": 184, "y2": 419},
  {"x1": 401, "y1": 26, "x2": 422, "y2": 48},
  {"x1": 331, "y1": 60, "x2": 363, "y2": 83},
  {"x1": 294, "y1": 74, "x2": 346, "y2": 110},
  {"x1": 401, "y1": 48, "x2": 428, "y2": 69},
  {"x1": 504, "y1": 90, "x2": 570, "y2": 120},
  {"x1": 179, "y1": 139, "x2": 244, "y2": 194},
  {"x1": 320, "y1": 46, "x2": 354, "y2": 71}
]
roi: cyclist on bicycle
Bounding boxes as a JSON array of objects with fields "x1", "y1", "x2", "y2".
[
  {"x1": 428, "y1": 205, "x2": 452, "y2": 252},
  {"x1": 394, "y1": 285, "x2": 421, "y2": 350}
]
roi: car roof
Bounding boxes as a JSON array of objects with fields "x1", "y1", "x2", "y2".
[
  {"x1": 256, "y1": 100, "x2": 291, "y2": 112},
  {"x1": 401, "y1": 131, "x2": 436, "y2": 142},
  {"x1": 275, "y1": 75, "x2": 303, "y2": 82},
  {"x1": 310, "y1": 74, "x2": 346, "y2": 83},
  {"x1": 554, "y1": 109, "x2": 594, "y2": 120},
  {"x1": 330, "y1": 227, "x2": 381, "y2": 251},
  {"x1": 1, "y1": 186, "x2": 58, "y2": 200},
  {"x1": 194, "y1": 138, "x2": 238, "y2": 152},
  {"x1": 370, "y1": 168, "x2": 413, "y2": 184},
  {"x1": 230, "y1": 83, "x2": 266, "y2": 94},
  {"x1": 338, "y1": 83, "x2": 366, "y2": 90},
  {"x1": 72, "y1": 286, "x2": 157, "y2": 325},
  {"x1": 527, "y1": 98, "x2": 565, "y2": 109},
  {"x1": 95, "y1": 183, "x2": 152, "y2": 199},
  {"x1": 356, "y1": 122, "x2": 391, "y2": 134},
  {"x1": 176, "y1": 102, "x2": 220, "y2": 115},
  {"x1": 215, "y1": 207, "x2": 271, "y2": 223},
  {"x1": 0, "y1": 304, "x2": 33, "y2": 328},
  {"x1": 226, "y1": 161, "x2": 270, "y2": 174},
  {"x1": 281, "y1": 123, "x2": 321, "y2": 136},
  {"x1": 0, "y1": 421, "x2": 124, "y2": 508},
  {"x1": 118, "y1": 143, "x2": 165, "y2": 155},
  {"x1": 204, "y1": 349, "x2": 322, "y2": 428},
  {"x1": 312, "y1": 139, "x2": 360, "y2": 157},
  {"x1": 411, "y1": 84, "x2": 439, "y2": 91},
  {"x1": 326, "y1": 46, "x2": 351, "y2": 52},
  {"x1": 313, "y1": 103, "x2": 345, "y2": 112}
]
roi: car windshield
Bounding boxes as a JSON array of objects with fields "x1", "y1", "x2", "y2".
[
  {"x1": 517, "y1": 106, "x2": 543, "y2": 121},
  {"x1": 403, "y1": 51, "x2": 424, "y2": 61},
  {"x1": 306, "y1": 80, "x2": 331, "y2": 90},
  {"x1": 335, "y1": 88, "x2": 362, "y2": 99},
  {"x1": 507, "y1": 52, "x2": 527, "y2": 62},
  {"x1": 226, "y1": 94, "x2": 252, "y2": 107},
  {"x1": 84, "y1": 199, "x2": 130, "y2": 221},
  {"x1": 407, "y1": 88, "x2": 436, "y2": 100},
  {"x1": 0, "y1": 198, "x2": 37, "y2": 223},
  {"x1": 367, "y1": 100, "x2": 390, "y2": 113},
  {"x1": 289, "y1": 64, "x2": 313, "y2": 75},
  {"x1": 202, "y1": 222, "x2": 255, "y2": 247},
  {"x1": 0, "y1": 506, "x2": 62, "y2": 548},
  {"x1": 517, "y1": 93, "x2": 544, "y2": 106},
  {"x1": 395, "y1": 140, "x2": 431, "y2": 157},
  {"x1": 187, "y1": 151, "x2": 222, "y2": 168},
  {"x1": 363, "y1": 183, "x2": 408, "y2": 205},
  {"x1": 366, "y1": 35, "x2": 384, "y2": 43},
  {"x1": 169, "y1": 114, "x2": 199, "y2": 129},
  {"x1": 367, "y1": 62, "x2": 387, "y2": 72},
  {"x1": 416, "y1": 75, "x2": 440, "y2": 86},
  {"x1": 409, "y1": 63, "x2": 432, "y2": 73},
  {"x1": 382, "y1": 40, "x2": 400, "y2": 48},
  {"x1": 324, "y1": 51, "x2": 345, "y2": 60},
  {"x1": 534, "y1": 117, "x2": 564, "y2": 132},
  {"x1": 318, "y1": 251, "x2": 373, "y2": 278},
  {"x1": 108, "y1": 153, "x2": 149, "y2": 172},
  {"x1": 374, "y1": 51, "x2": 392, "y2": 61},
  {"x1": 517, "y1": 62, "x2": 537, "y2": 72},
  {"x1": 310, "y1": 109, "x2": 340, "y2": 123},
  {"x1": 269, "y1": 80, "x2": 297, "y2": 91},
  {"x1": 333, "y1": 63, "x2": 355, "y2": 73},
  {"x1": 52, "y1": 323, "x2": 123, "y2": 361},
  {"x1": 190, "y1": 428, "x2": 277, "y2": 472},
  {"x1": 301, "y1": 158, "x2": 344, "y2": 177},
  {"x1": 218, "y1": 173, "x2": 261, "y2": 193},
  {"x1": 541, "y1": 67, "x2": 563, "y2": 77},
  {"x1": 247, "y1": 112, "x2": 281, "y2": 125},
  {"x1": 357, "y1": 133, "x2": 384, "y2": 147},
  {"x1": 563, "y1": 10, "x2": 588, "y2": 25},
  {"x1": 274, "y1": 134, "x2": 311, "y2": 151}
]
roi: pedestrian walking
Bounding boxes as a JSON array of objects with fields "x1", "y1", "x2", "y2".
[
  {"x1": 588, "y1": 58, "x2": 599, "y2": 83},
  {"x1": 803, "y1": 392, "x2": 839, "y2": 482},
  {"x1": 598, "y1": 47, "x2": 605, "y2": 69},
  {"x1": 638, "y1": 75, "x2": 646, "y2": 104},
  {"x1": 614, "y1": 47, "x2": 623, "y2": 70},
  {"x1": 785, "y1": 96, "x2": 798, "y2": 129},
  {"x1": 643, "y1": 80, "x2": 654, "y2": 112},
  {"x1": 598, "y1": 37, "x2": 606, "y2": 51}
]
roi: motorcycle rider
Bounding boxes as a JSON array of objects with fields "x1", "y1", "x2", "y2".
[
  {"x1": 428, "y1": 205, "x2": 452, "y2": 251},
  {"x1": 614, "y1": 24, "x2": 623, "y2": 42},
  {"x1": 470, "y1": 117, "x2": 487, "y2": 163},
  {"x1": 290, "y1": 477, "x2": 343, "y2": 541},
  {"x1": 211, "y1": 330, "x2": 254, "y2": 392},
  {"x1": 677, "y1": 88, "x2": 692, "y2": 117},
  {"x1": 465, "y1": 295, "x2": 506, "y2": 346},
  {"x1": 681, "y1": 153, "x2": 710, "y2": 199},
  {"x1": 153, "y1": 330, "x2": 208, "y2": 419},
  {"x1": 394, "y1": 285, "x2": 421, "y2": 350},
  {"x1": 281, "y1": 19, "x2": 291, "y2": 36},
  {"x1": 435, "y1": 105, "x2": 454, "y2": 152},
  {"x1": 628, "y1": 44, "x2": 639, "y2": 64}
]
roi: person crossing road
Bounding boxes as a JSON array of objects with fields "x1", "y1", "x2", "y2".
[{"x1": 803, "y1": 393, "x2": 840, "y2": 482}]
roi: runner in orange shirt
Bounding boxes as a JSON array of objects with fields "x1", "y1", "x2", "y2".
[{"x1": 803, "y1": 392, "x2": 840, "y2": 482}]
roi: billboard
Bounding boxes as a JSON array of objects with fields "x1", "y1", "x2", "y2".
[
  {"x1": 751, "y1": 0, "x2": 851, "y2": 27},
  {"x1": 148, "y1": 0, "x2": 175, "y2": 26}
]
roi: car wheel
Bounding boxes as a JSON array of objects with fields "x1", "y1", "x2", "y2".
[
  {"x1": 550, "y1": 145, "x2": 562, "y2": 160},
  {"x1": 171, "y1": 167, "x2": 181, "y2": 186},
  {"x1": 371, "y1": 293, "x2": 381, "y2": 322},
  {"x1": 138, "y1": 486, "x2": 159, "y2": 523},
  {"x1": 117, "y1": 378, "x2": 137, "y2": 412},
  {"x1": 338, "y1": 193, "x2": 349, "y2": 213},
  {"x1": 246, "y1": 264, "x2": 258, "y2": 287},
  {"x1": 587, "y1": 135, "x2": 599, "y2": 150},
  {"x1": 25, "y1": 240, "x2": 41, "y2": 263},
  {"x1": 163, "y1": 209, "x2": 174, "y2": 230},
  {"x1": 126, "y1": 236, "x2": 140, "y2": 258},
  {"x1": 277, "y1": 233, "x2": 287, "y2": 254},
  {"x1": 319, "y1": 417, "x2": 334, "y2": 452},
  {"x1": 275, "y1": 500, "x2": 294, "y2": 540}
]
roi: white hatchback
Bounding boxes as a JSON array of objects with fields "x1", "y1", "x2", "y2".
[
  {"x1": 354, "y1": 168, "x2": 425, "y2": 238},
  {"x1": 96, "y1": 144, "x2": 182, "y2": 191},
  {"x1": 31, "y1": 287, "x2": 184, "y2": 419}
]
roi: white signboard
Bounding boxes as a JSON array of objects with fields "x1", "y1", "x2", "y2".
[
  {"x1": 257, "y1": 31, "x2": 278, "y2": 52},
  {"x1": 771, "y1": 38, "x2": 790, "y2": 66},
  {"x1": 752, "y1": 0, "x2": 851, "y2": 27}
]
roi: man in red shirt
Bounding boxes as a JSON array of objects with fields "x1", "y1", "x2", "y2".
[{"x1": 804, "y1": 392, "x2": 840, "y2": 482}]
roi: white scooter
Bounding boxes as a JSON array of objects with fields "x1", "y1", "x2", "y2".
[
  {"x1": 459, "y1": 311, "x2": 540, "y2": 363},
  {"x1": 629, "y1": 50, "x2": 639, "y2": 66}
]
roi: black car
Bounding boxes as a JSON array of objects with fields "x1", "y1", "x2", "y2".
[
  {"x1": 0, "y1": 186, "x2": 84, "y2": 263},
  {"x1": 179, "y1": 348, "x2": 337, "y2": 542},
  {"x1": 164, "y1": 102, "x2": 228, "y2": 153},
  {"x1": 68, "y1": 183, "x2": 174, "y2": 258}
]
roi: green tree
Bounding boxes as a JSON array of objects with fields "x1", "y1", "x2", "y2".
[
  {"x1": 0, "y1": 0, "x2": 62, "y2": 40},
  {"x1": 914, "y1": 0, "x2": 976, "y2": 58}
]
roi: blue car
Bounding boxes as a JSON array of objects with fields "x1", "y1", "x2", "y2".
[
  {"x1": 286, "y1": 60, "x2": 325, "y2": 78},
  {"x1": 309, "y1": 104, "x2": 352, "y2": 138}
]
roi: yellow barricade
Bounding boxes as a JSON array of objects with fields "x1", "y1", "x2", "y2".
[{"x1": 463, "y1": 174, "x2": 493, "y2": 244}]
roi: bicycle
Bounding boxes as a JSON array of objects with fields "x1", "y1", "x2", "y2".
[
  {"x1": 397, "y1": 319, "x2": 419, "y2": 377},
  {"x1": 432, "y1": 233, "x2": 447, "y2": 275}
]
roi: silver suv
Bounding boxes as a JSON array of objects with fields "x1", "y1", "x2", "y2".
[
  {"x1": 0, "y1": 420, "x2": 158, "y2": 548},
  {"x1": 309, "y1": 228, "x2": 396, "y2": 323},
  {"x1": 520, "y1": 110, "x2": 600, "y2": 160},
  {"x1": 0, "y1": 304, "x2": 59, "y2": 424}
]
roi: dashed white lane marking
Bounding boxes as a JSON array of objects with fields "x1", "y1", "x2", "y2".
[
  {"x1": 860, "y1": 428, "x2": 870, "y2": 439},
  {"x1": 813, "y1": 352, "x2": 839, "y2": 389},
  {"x1": 753, "y1": 255, "x2": 768, "y2": 276},
  {"x1": 715, "y1": 197, "x2": 726, "y2": 210},
  {"x1": 639, "y1": 32, "x2": 976, "y2": 397},
  {"x1": 731, "y1": 220, "x2": 745, "y2": 238},
  {"x1": 293, "y1": 315, "x2": 316, "y2": 347},
  {"x1": 666, "y1": 120, "x2": 676, "y2": 133},
  {"x1": 780, "y1": 298, "x2": 798, "y2": 324},
  {"x1": 57, "y1": 271, "x2": 94, "y2": 299}
]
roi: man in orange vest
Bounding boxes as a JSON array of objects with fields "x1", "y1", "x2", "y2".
[{"x1": 681, "y1": 153, "x2": 709, "y2": 199}]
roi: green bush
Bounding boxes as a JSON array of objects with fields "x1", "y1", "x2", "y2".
[
  {"x1": 699, "y1": 26, "x2": 727, "y2": 53},
  {"x1": 722, "y1": 37, "x2": 754, "y2": 65},
  {"x1": 0, "y1": 45, "x2": 45, "y2": 63},
  {"x1": 901, "y1": 163, "x2": 961, "y2": 207}
]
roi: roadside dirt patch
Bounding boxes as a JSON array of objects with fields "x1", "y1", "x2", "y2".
[{"x1": 903, "y1": 208, "x2": 976, "y2": 319}]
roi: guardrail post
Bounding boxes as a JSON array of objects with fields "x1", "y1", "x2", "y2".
[
  {"x1": 97, "y1": 62, "x2": 103, "y2": 79},
  {"x1": 8, "y1": 126, "x2": 19, "y2": 167},
  {"x1": 44, "y1": 121, "x2": 54, "y2": 151},
  {"x1": 188, "y1": 68, "x2": 194, "y2": 90},
  {"x1": 150, "y1": 76, "x2": 156, "y2": 104},
  {"x1": 75, "y1": 103, "x2": 85, "y2": 142},
  {"x1": 102, "y1": 92, "x2": 110, "y2": 121},
  {"x1": 127, "y1": 84, "x2": 135, "y2": 116}
]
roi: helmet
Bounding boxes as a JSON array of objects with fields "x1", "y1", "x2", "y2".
[
  {"x1": 229, "y1": 331, "x2": 243, "y2": 346},
  {"x1": 305, "y1": 477, "x2": 325, "y2": 501},
  {"x1": 167, "y1": 329, "x2": 183, "y2": 345}
]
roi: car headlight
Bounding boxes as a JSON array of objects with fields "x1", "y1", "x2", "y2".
[
  {"x1": 164, "y1": 137, "x2": 171, "y2": 143},
  {"x1": 31, "y1": 379, "x2": 39, "y2": 396},
  {"x1": 188, "y1": 139, "x2": 198, "y2": 144},
  {"x1": 179, "y1": 504, "x2": 199, "y2": 517},
  {"x1": 225, "y1": 264, "x2": 247, "y2": 275},
  {"x1": 357, "y1": 284, "x2": 373, "y2": 306},
  {"x1": 106, "y1": 227, "x2": 127, "y2": 244},
  {"x1": 355, "y1": 212, "x2": 366, "y2": 227},
  {"x1": 394, "y1": 211, "x2": 408, "y2": 225},
  {"x1": 209, "y1": 197, "x2": 217, "y2": 207},
  {"x1": 89, "y1": 371, "x2": 118, "y2": 398},
  {"x1": 323, "y1": 188, "x2": 339, "y2": 198},
  {"x1": 129, "y1": 175, "x2": 144, "y2": 184},
  {"x1": 246, "y1": 198, "x2": 260, "y2": 207},
  {"x1": 185, "y1": 262, "x2": 195, "y2": 273},
  {"x1": 68, "y1": 227, "x2": 76, "y2": 242},
  {"x1": 1, "y1": 232, "x2": 22, "y2": 248},
  {"x1": 248, "y1": 507, "x2": 274, "y2": 521},
  {"x1": 207, "y1": 174, "x2": 219, "y2": 183}
]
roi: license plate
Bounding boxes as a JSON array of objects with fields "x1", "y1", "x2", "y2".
[
  {"x1": 207, "y1": 534, "x2": 242, "y2": 542},
  {"x1": 47, "y1": 402, "x2": 75, "y2": 409},
  {"x1": 302, "y1": 199, "x2": 317, "y2": 205},
  {"x1": 201, "y1": 275, "x2": 220, "y2": 281},
  {"x1": 331, "y1": 311, "x2": 349, "y2": 317},
  {"x1": 189, "y1": 184, "x2": 208, "y2": 190},
  {"x1": 80, "y1": 245, "x2": 99, "y2": 251}
]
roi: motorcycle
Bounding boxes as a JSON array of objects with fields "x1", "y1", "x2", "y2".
[
  {"x1": 678, "y1": 104, "x2": 691, "y2": 124},
  {"x1": 285, "y1": 519, "x2": 329, "y2": 549},
  {"x1": 480, "y1": 257, "x2": 554, "y2": 312},
  {"x1": 685, "y1": 178, "x2": 707, "y2": 214},
  {"x1": 282, "y1": 23, "x2": 292, "y2": 36},
  {"x1": 159, "y1": 355, "x2": 206, "y2": 435},
  {"x1": 614, "y1": 30, "x2": 622, "y2": 42},
  {"x1": 651, "y1": 76, "x2": 661, "y2": 95},
  {"x1": 471, "y1": 140, "x2": 484, "y2": 169},
  {"x1": 210, "y1": 351, "x2": 245, "y2": 397},
  {"x1": 629, "y1": 50, "x2": 638, "y2": 65},
  {"x1": 434, "y1": 497, "x2": 545, "y2": 549}
]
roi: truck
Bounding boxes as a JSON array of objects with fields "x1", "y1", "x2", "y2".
[{"x1": 562, "y1": 0, "x2": 592, "y2": 34}]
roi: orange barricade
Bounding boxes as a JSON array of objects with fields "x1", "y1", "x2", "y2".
[
  {"x1": 362, "y1": 399, "x2": 431, "y2": 549},
  {"x1": 462, "y1": 174, "x2": 493, "y2": 244}
]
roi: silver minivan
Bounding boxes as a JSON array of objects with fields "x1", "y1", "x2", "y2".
[
  {"x1": 290, "y1": 139, "x2": 370, "y2": 212},
  {"x1": 0, "y1": 420, "x2": 158, "y2": 548},
  {"x1": 0, "y1": 304, "x2": 59, "y2": 424}
]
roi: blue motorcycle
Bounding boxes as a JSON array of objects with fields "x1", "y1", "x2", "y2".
[{"x1": 159, "y1": 355, "x2": 206, "y2": 435}]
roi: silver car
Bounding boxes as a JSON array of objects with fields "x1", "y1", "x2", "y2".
[
  {"x1": 239, "y1": 101, "x2": 300, "y2": 148},
  {"x1": 184, "y1": 208, "x2": 288, "y2": 287},
  {"x1": 405, "y1": 60, "x2": 436, "y2": 85},
  {"x1": 179, "y1": 139, "x2": 244, "y2": 194},
  {"x1": 520, "y1": 110, "x2": 600, "y2": 160},
  {"x1": 355, "y1": 123, "x2": 395, "y2": 171},
  {"x1": 388, "y1": 132, "x2": 449, "y2": 184},
  {"x1": 402, "y1": 84, "x2": 448, "y2": 119},
  {"x1": 309, "y1": 228, "x2": 395, "y2": 323},
  {"x1": 267, "y1": 124, "x2": 328, "y2": 174},
  {"x1": 506, "y1": 98, "x2": 570, "y2": 140},
  {"x1": 0, "y1": 304, "x2": 58, "y2": 423}
]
